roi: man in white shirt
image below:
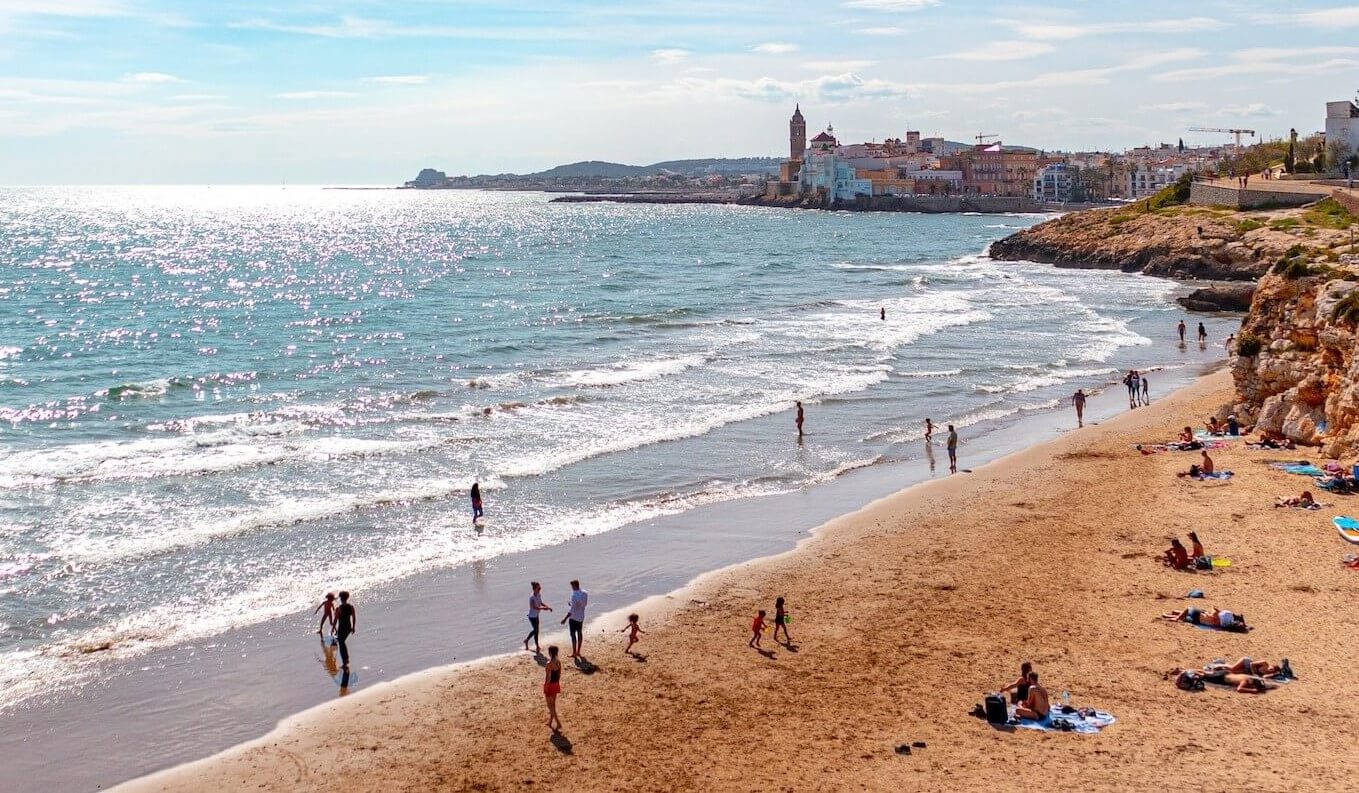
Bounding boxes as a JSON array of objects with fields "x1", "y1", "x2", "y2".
[{"x1": 561, "y1": 579, "x2": 588, "y2": 658}]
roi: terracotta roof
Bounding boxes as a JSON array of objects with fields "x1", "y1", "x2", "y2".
[{"x1": 810, "y1": 131, "x2": 837, "y2": 143}]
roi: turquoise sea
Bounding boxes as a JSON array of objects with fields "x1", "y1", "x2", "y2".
[{"x1": 0, "y1": 186, "x2": 1236, "y2": 710}]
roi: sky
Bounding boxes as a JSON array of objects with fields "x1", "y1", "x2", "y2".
[{"x1": 2, "y1": 0, "x2": 1359, "y2": 184}]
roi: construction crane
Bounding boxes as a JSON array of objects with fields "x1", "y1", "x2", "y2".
[
  {"x1": 975, "y1": 133, "x2": 1000, "y2": 145},
  {"x1": 1188, "y1": 127, "x2": 1257, "y2": 151}
]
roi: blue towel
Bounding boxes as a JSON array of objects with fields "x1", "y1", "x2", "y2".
[
  {"x1": 1279, "y1": 464, "x2": 1324, "y2": 476},
  {"x1": 1012, "y1": 706, "x2": 1116, "y2": 734}
]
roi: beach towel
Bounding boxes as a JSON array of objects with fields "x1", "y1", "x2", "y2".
[
  {"x1": 1196, "y1": 471, "x2": 1233, "y2": 480},
  {"x1": 1012, "y1": 706, "x2": 1116, "y2": 734},
  {"x1": 1195, "y1": 430, "x2": 1238, "y2": 441},
  {"x1": 1277, "y1": 464, "x2": 1324, "y2": 476}
]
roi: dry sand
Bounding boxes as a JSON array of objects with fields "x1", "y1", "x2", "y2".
[{"x1": 118, "y1": 370, "x2": 1359, "y2": 792}]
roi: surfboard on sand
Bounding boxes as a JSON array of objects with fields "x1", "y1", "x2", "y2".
[{"x1": 1335, "y1": 516, "x2": 1359, "y2": 544}]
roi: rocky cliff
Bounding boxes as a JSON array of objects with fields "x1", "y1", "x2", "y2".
[
  {"x1": 990, "y1": 203, "x2": 1353, "y2": 282},
  {"x1": 1230, "y1": 260, "x2": 1359, "y2": 456}
]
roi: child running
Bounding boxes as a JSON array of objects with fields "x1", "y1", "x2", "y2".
[
  {"x1": 313, "y1": 592, "x2": 336, "y2": 637},
  {"x1": 619, "y1": 613, "x2": 645, "y2": 654},
  {"x1": 924, "y1": 418, "x2": 934, "y2": 442},
  {"x1": 749, "y1": 609, "x2": 767, "y2": 649}
]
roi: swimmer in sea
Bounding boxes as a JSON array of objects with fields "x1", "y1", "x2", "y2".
[{"x1": 795, "y1": 401, "x2": 804, "y2": 437}]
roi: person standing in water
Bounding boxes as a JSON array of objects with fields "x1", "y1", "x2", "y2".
[
  {"x1": 543, "y1": 645, "x2": 562, "y2": 732},
  {"x1": 1177, "y1": 320, "x2": 1186, "y2": 343},
  {"x1": 1198, "y1": 322, "x2": 1207, "y2": 344},
  {"x1": 880, "y1": 307, "x2": 886, "y2": 321},
  {"x1": 795, "y1": 401, "x2": 804, "y2": 437},
  {"x1": 470, "y1": 481, "x2": 484, "y2": 526},
  {"x1": 1141, "y1": 375, "x2": 1150, "y2": 405},
  {"x1": 335, "y1": 590, "x2": 356, "y2": 672},
  {"x1": 524, "y1": 581, "x2": 551, "y2": 653},
  {"x1": 561, "y1": 579, "x2": 588, "y2": 658},
  {"x1": 946, "y1": 424, "x2": 958, "y2": 474},
  {"x1": 1071, "y1": 389, "x2": 1086, "y2": 427},
  {"x1": 924, "y1": 418, "x2": 934, "y2": 442}
]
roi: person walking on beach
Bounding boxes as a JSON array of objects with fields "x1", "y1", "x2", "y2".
[
  {"x1": 1177, "y1": 320, "x2": 1186, "y2": 343},
  {"x1": 749, "y1": 609, "x2": 766, "y2": 649},
  {"x1": 924, "y1": 418, "x2": 934, "y2": 443},
  {"x1": 561, "y1": 579, "x2": 588, "y2": 658},
  {"x1": 1071, "y1": 389, "x2": 1086, "y2": 427},
  {"x1": 543, "y1": 645, "x2": 563, "y2": 732},
  {"x1": 619, "y1": 613, "x2": 644, "y2": 654},
  {"x1": 524, "y1": 581, "x2": 551, "y2": 653},
  {"x1": 1141, "y1": 375, "x2": 1150, "y2": 406},
  {"x1": 946, "y1": 424, "x2": 958, "y2": 474},
  {"x1": 313, "y1": 592, "x2": 337, "y2": 637},
  {"x1": 1197, "y1": 322, "x2": 1207, "y2": 344},
  {"x1": 1123, "y1": 370, "x2": 1137, "y2": 409},
  {"x1": 795, "y1": 401, "x2": 804, "y2": 437},
  {"x1": 772, "y1": 596, "x2": 791, "y2": 644},
  {"x1": 470, "y1": 481, "x2": 484, "y2": 526},
  {"x1": 335, "y1": 590, "x2": 356, "y2": 672}
]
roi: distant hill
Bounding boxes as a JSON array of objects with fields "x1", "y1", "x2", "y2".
[{"x1": 520, "y1": 157, "x2": 781, "y2": 179}]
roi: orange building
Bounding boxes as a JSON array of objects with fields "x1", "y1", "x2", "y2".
[{"x1": 942, "y1": 145, "x2": 1052, "y2": 196}]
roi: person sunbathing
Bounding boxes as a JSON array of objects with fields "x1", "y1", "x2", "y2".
[
  {"x1": 1013, "y1": 671, "x2": 1049, "y2": 720},
  {"x1": 1201, "y1": 669, "x2": 1275, "y2": 693},
  {"x1": 1187, "y1": 531, "x2": 1205, "y2": 561},
  {"x1": 1275, "y1": 491, "x2": 1316, "y2": 508},
  {"x1": 998, "y1": 661, "x2": 1034, "y2": 705},
  {"x1": 1179, "y1": 426, "x2": 1194, "y2": 443},
  {"x1": 1206, "y1": 417, "x2": 1223, "y2": 435},
  {"x1": 1200, "y1": 450, "x2": 1214, "y2": 474},
  {"x1": 1160, "y1": 607, "x2": 1248, "y2": 632},
  {"x1": 1163, "y1": 538, "x2": 1191, "y2": 570},
  {"x1": 1206, "y1": 656, "x2": 1289, "y2": 678}
]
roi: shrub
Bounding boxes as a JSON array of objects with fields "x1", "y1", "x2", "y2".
[
  {"x1": 1269, "y1": 217, "x2": 1300, "y2": 230},
  {"x1": 1234, "y1": 218, "x2": 1264, "y2": 233},
  {"x1": 1332, "y1": 291, "x2": 1359, "y2": 326},
  {"x1": 1147, "y1": 172, "x2": 1193, "y2": 211},
  {"x1": 1235, "y1": 332, "x2": 1262, "y2": 357},
  {"x1": 1302, "y1": 197, "x2": 1356, "y2": 230}
]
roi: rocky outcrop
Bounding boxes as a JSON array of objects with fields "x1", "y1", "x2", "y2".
[
  {"x1": 990, "y1": 205, "x2": 1351, "y2": 282},
  {"x1": 1176, "y1": 283, "x2": 1257, "y2": 312},
  {"x1": 1231, "y1": 266, "x2": 1359, "y2": 455}
]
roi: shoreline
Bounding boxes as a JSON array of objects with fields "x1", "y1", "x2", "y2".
[
  {"x1": 117, "y1": 365, "x2": 1359, "y2": 792},
  {"x1": 1, "y1": 349, "x2": 1229, "y2": 790}
]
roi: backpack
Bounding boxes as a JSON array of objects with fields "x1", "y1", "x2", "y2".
[
  {"x1": 1175, "y1": 671, "x2": 1205, "y2": 691},
  {"x1": 984, "y1": 694, "x2": 1008, "y2": 724}
]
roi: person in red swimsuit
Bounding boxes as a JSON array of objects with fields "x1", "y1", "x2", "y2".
[
  {"x1": 749, "y1": 610, "x2": 766, "y2": 649},
  {"x1": 543, "y1": 645, "x2": 562, "y2": 732},
  {"x1": 1164, "y1": 538, "x2": 1191, "y2": 570}
]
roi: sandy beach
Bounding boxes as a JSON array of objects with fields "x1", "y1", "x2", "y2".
[{"x1": 118, "y1": 368, "x2": 1359, "y2": 792}]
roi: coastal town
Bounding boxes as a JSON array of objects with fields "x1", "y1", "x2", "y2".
[{"x1": 407, "y1": 97, "x2": 1359, "y2": 209}]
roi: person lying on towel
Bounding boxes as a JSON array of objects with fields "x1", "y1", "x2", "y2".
[{"x1": 1161, "y1": 607, "x2": 1249, "y2": 632}]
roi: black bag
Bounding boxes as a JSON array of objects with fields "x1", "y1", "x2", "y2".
[{"x1": 984, "y1": 694, "x2": 1008, "y2": 724}]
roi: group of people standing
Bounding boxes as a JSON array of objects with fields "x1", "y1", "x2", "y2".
[
  {"x1": 1177, "y1": 319, "x2": 1208, "y2": 346},
  {"x1": 525, "y1": 579, "x2": 590, "y2": 733},
  {"x1": 1123, "y1": 369, "x2": 1151, "y2": 409}
]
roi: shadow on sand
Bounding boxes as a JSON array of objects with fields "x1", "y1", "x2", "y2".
[
  {"x1": 550, "y1": 731, "x2": 574, "y2": 754},
  {"x1": 573, "y1": 656, "x2": 598, "y2": 675}
]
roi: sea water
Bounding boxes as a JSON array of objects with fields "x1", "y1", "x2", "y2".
[{"x1": 0, "y1": 186, "x2": 1235, "y2": 710}]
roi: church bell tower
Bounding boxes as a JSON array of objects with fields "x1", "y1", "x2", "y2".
[{"x1": 789, "y1": 104, "x2": 806, "y2": 161}]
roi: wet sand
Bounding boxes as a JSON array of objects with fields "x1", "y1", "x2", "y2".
[{"x1": 116, "y1": 368, "x2": 1359, "y2": 791}]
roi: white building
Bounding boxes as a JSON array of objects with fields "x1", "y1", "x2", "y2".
[
  {"x1": 1033, "y1": 163, "x2": 1077, "y2": 203},
  {"x1": 1326, "y1": 100, "x2": 1359, "y2": 161},
  {"x1": 799, "y1": 150, "x2": 872, "y2": 200},
  {"x1": 1127, "y1": 163, "x2": 1186, "y2": 199}
]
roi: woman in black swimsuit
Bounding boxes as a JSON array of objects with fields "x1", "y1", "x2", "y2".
[{"x1": 1000, "y1": 661, "x2": 1033, "y2": 704}]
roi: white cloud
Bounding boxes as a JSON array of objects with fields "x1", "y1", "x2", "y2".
[
  {"x1": 1220, "y1": 103, "x2": 1280, "y2": 118},
  {"x1": 123, "y1": 72, "x2": 184, "y2": 84},
  {"x1": 0, "y1": 0, "x2": 127, "y2": 18},
  {"x1": 853, "y1": 26, "x2": 908, "y2": 36},
  {"x1": 1139, "y1": 101, "x2": 1206, "y2": 113},
  {"x1": 1293, "y1": 7, "x2": 1359, "y2": 27},
  {"x1": 1155, "y1": 56, "x2": 1359, "y2": 82},
  {"x1": 1003, "y1": 17, "x2": 1226, "y2": 40},
  {"x1": 651, "y1": 48, "x2": 690, "y2": 65},
  {"x1": 843, "y1": 0, "x2": 937, "y2": 10},
  {"x1": 675, "y1": 71, "x2": 920, "y2": 104},
  {"x1": 169, "y1": 93, "x2": 225, "y2": 101},
  {"x1": 273, "y1": 90, "x2": 357, "y2": 100},
  {"x1": 752, "y1": 42, "x2": 798, "y2": 54},
  {"x1": 232, "y1": 15, "x2": 577, "y2": 41},
  {"x1": 936, "y1": 41, "x2": 1055, "y2": 62},
  {"x1": 803, "y1": 59, "x2": 877, "y2": 71},
  {"x1": 363, "y1": 75, "x2": 430, "y2": 85}
]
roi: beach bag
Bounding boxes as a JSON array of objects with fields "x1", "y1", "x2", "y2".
[
  {"x1": 984, "y1": 694, "x2": 1008, "y2": 724},
  {"x1": 1188, "y1": 465, "x2": 1201, "y2": 477},
  {"x1": 1175, "y1": 671, "x2": 1205, "y2": 691}
]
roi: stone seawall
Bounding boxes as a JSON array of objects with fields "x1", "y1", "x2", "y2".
[
  {"x1": 551, "y1": 193, "x2": 1046, "y2": 214},
  {"x1": 1189, "y1": 181, "x2": 1320, "y2": 209}
]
